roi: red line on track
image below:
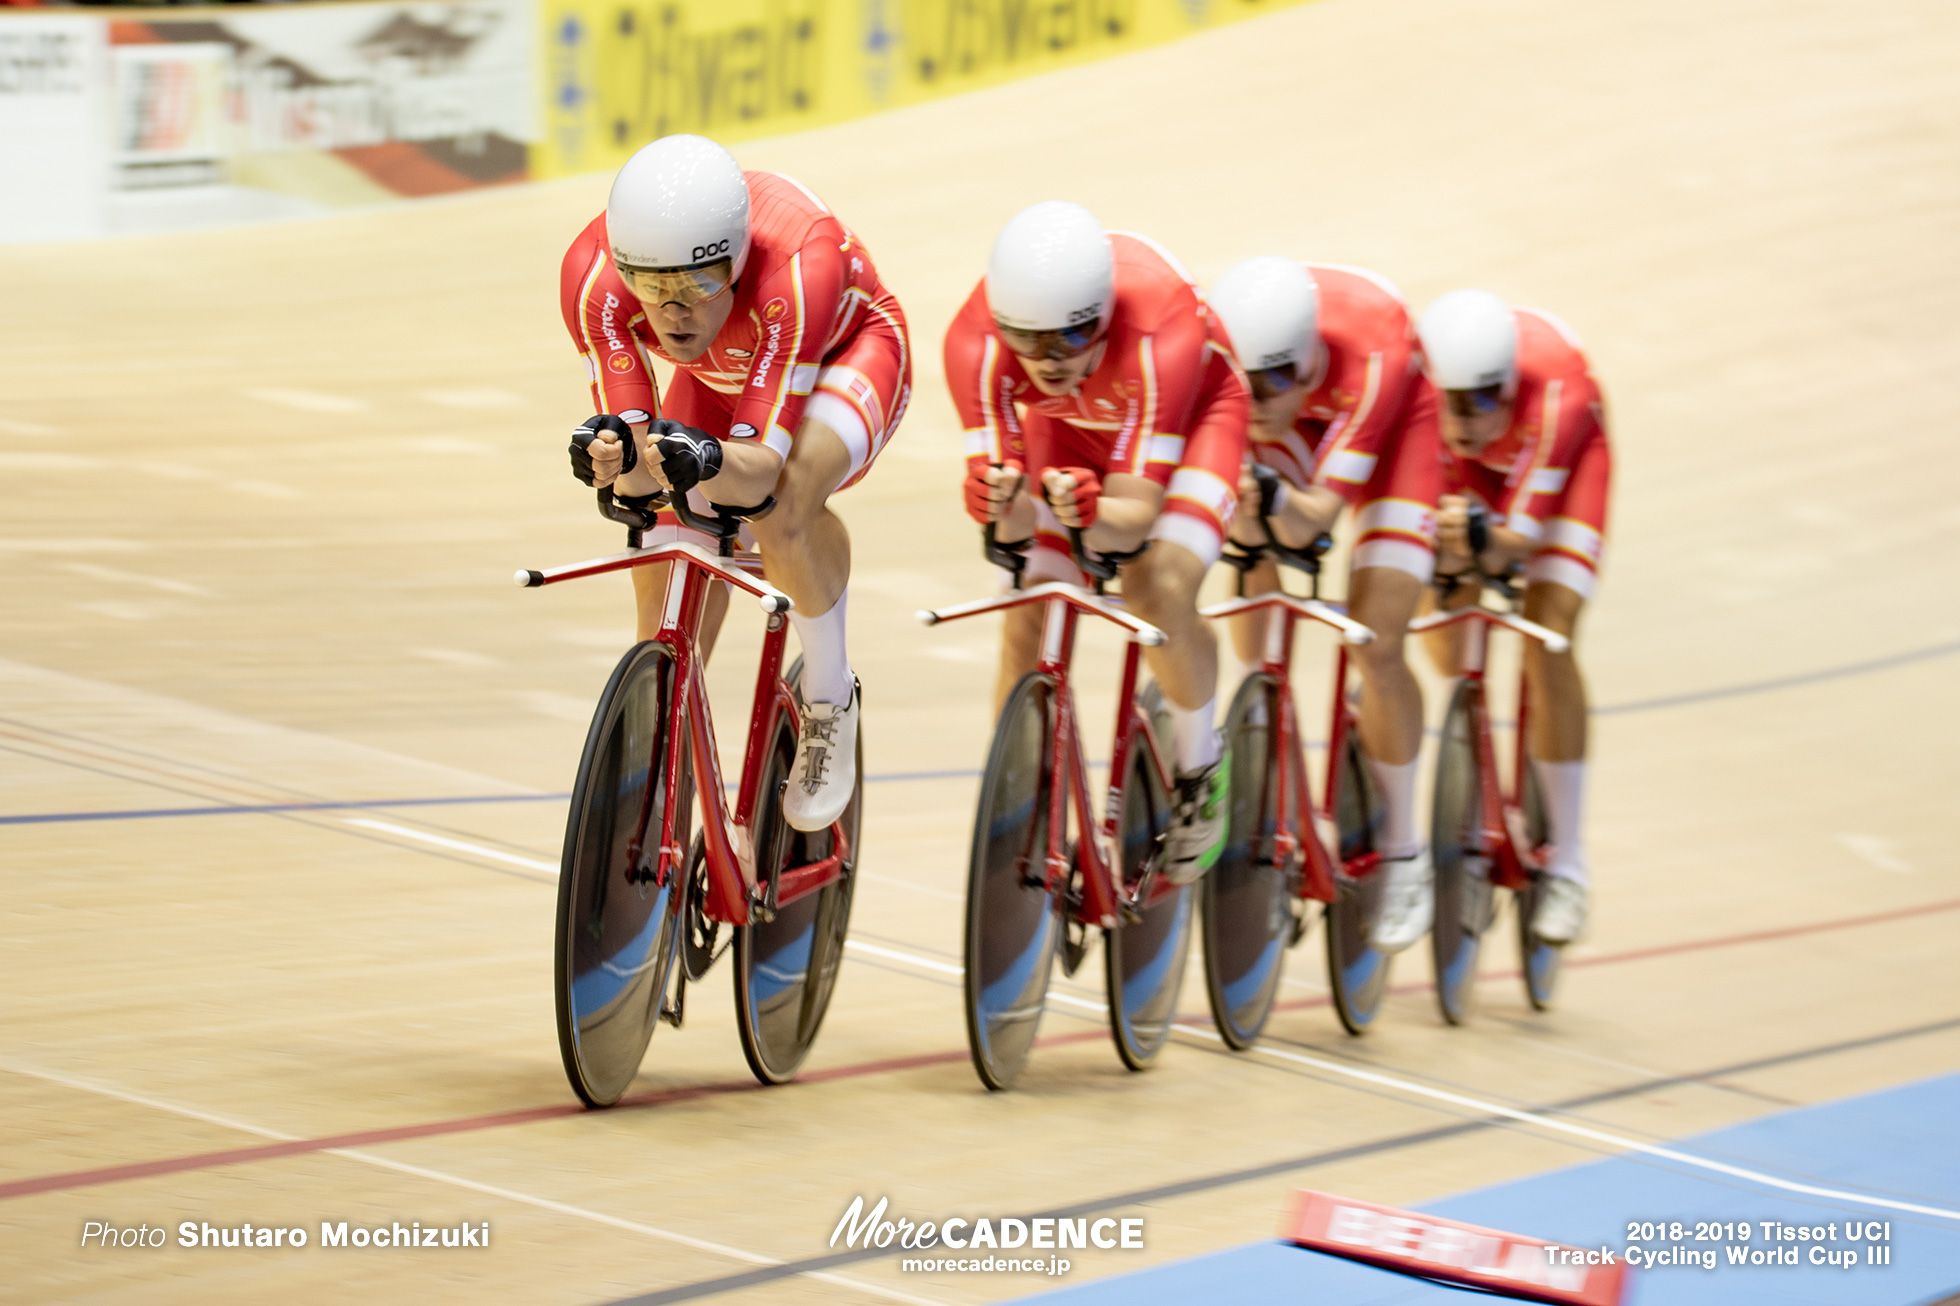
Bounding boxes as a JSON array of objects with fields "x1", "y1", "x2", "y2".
[{"x1": 8, "y1": 899, "x2": 1957, "y2": 1204}]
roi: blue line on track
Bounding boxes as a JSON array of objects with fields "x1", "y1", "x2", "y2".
[{"x1": 6, "y1": 637, "x2": 1957, "y2": 829}]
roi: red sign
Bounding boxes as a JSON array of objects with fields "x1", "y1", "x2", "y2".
[{"x1": 1284, "y1": 1190, "x2": 1630, "y2": 1306}]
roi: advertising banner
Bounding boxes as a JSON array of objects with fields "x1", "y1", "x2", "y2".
[
  {"x1": 534, "y1": 0, "x2": 1311, "y2": 179},
  {"x1": 0, "y1": 16, "x2": 108, "y2": 240},
  {"x1": 108, "y1": 0, "x2": 536, "y2": 206}
]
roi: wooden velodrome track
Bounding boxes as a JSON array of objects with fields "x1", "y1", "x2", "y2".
[{"x1": 4, "y1": 0, "x2": 1957, "y2": 1300}]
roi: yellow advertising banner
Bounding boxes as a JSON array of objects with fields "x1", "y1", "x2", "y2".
[{"x1": 535, "y1": 0, "x2": 1309, "y2": 178}]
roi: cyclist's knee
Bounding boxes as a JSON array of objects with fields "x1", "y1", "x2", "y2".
[{"x1": 1121, "y1": 541, "x2": 1204, "y2": 620}]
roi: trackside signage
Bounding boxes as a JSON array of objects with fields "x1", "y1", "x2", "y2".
[{"x1": 1285, "y1": 1190, "x2": 1631, "y2": 1306}]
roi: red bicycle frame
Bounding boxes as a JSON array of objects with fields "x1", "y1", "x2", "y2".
[
  {"x1": 1406, "y1": 600, "x2": 1570, "y2": 890},
  {"x1": 1199, "y1": 589, "x2": 1380, "y2": 900},
  {"x1": 919, "y1": 581, "x2": 1176, "y2": 928},
  {"x1": 518, "y1": 537, "x2": 848, "y2": 926}
]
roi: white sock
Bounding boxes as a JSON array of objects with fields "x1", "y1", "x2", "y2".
[
  {"x1": 1531, "y1": 757, "x2": 1589, "y2": 885},
  {"x1": 789, "y1": 591, "x2": 853, "y2": 705},
  {"x1": 1167, "y1": 694, "x2": 1221, "y2": 773},
  {"x1": 1365, "y1": 755, "x2": 1422, "y2": 860}
]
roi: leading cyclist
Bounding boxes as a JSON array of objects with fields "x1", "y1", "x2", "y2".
[
  {"x1": 945, "y1": 202, "x2": 1249, "y2": 885},
  {"x1": 1205, "y1": 256, "x2": 1444, "y2": 953},
  {"x1": 557, "y1": 133, "x2": 912, "y2": 833},
  {"x1": 1412, "y1": 289, "x2": 1610, "y2": 944}
]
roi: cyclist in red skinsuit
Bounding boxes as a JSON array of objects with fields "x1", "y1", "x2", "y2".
[
  {"x1": 1413, "y1": 292, "x2": 1611, "y2": 944},
  {"x1": 947, "y1": 203, "x2": 1248, "y2": 884},
  {"x1": 1207, "y1": 257, "x2": 1445, "y2": 953},
  {"x1": 559, "y1": 135, "x2": 911, "y2": 834}
]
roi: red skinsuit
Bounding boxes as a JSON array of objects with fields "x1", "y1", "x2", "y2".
[
  {"x1": 944, "y1": 232, "x2": 1249, "y2": 568},
  {"x1": 560, "y1": 171, "x2": 910, "y2": 487},
  {"x1": 1239, "y1": 263, "x2": 1442, "y2": 579},
  {"x1": 1419, "y1": 307, "x2": 1612, "y2": 598}
]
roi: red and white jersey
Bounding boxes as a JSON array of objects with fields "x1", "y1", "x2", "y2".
[
  {"x1": 560, "y1": 171, "x2": 891, "y2": 458},
  {"x1": 944, "y1": 232, "x2": 1248, "y2": 488},
  {"x1": 1435, "y1": 307, "x2": 1608, "y2": 542},
  {"x1": 1243, "y1": 263, "x2": 1420, "y2": 504}
]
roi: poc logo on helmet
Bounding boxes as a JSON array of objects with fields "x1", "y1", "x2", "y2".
[
  {"x1": 1065, "y1": 303, "x2": 1101, "y2": 325},
  {"x1": 693, "y1": 239, "x2": 731, "y2": 261}
]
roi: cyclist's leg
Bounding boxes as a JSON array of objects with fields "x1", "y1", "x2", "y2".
[
  {"x1": 1348, "y1": 412, "x2": 1444, "y2": 951},
  {"x1": 1347, "y1": 410, "x2": 1443, "y2": 858},
  {"x1": 1226, "y1": 552, "x2": 1282, "y2": 668},
  {"x1": 743, "y1": 296, "x2": 910, "y2": 706},
  {"x1": 1124, "y1": 386, "x2": 1244, "y2": 881},
  {"x1": 749, "y1": 299, "x2": 912, "y2": 830},
  {"x1": 1519, "y1": 431, "x2": 1608, "y2": 887}
]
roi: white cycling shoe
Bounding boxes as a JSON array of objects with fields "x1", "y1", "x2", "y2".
[
  {"x1": 1369, "y1": 850, "x2": 1435, "y2": 953},
  {"x1": 1531, "y1": 876, "x2": 1590, "y2": 945},
  {"x1": 782, "y1": 686, "x2": 858, "y2": 833}
]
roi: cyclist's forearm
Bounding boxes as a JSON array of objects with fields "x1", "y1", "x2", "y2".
[
  {"x1": 1272, "y1": 484, "x2": 1344, "y2": 548},
  {"x1": 704, "y1": 440, "x2": 785, "y2": 506},
  {"x1": 1085, "y1": 495, "x2": 1155, "y2": 553},
  {"x1": 1484, "y1": 524, "x2": 1536, "y2": 572},
  {"x1": 992, "y1": 490, "x2": 1038, "y2": 544}
]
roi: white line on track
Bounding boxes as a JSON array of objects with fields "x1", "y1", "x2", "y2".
[
  {"x1": 343, "y1": 818, "x2": 556, "y2": 873},
  {"x1": 0, "y1": 1056, "x2": 946, "y2": 1306},
  {"x1": 850, "y1": 941, "x2": 1960, "y2": 1224},
  {"x1": 841, "y1": 940, "x2": 1106, "y2": 1014}
]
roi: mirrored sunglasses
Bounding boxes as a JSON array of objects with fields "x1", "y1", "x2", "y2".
[
  {"x1": 617, "y1": 257, "x2": 734, "y2": 309},
  {"x1": 995, "y1": 319, "x2": 1102, "y2": 360},
  {"x1": 1444, "y1": 384, "x2": 1506, "y2": 418}
]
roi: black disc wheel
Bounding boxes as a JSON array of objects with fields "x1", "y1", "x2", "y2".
[
  {"x1": 1201, "y1": 673, "x2": 1293, "y2": 1050},
  {"x1": 554, "y1": 642, "x2": 692, "y2": 1108},
  {"x1": 1105, "y1": 713, "x2": 1193, "y2": 1071},
  {"x1": 1431, "y1": 679, "x2": 1496, "y2": 1026},
  {"x1": 1516, "y1": 761, "x2": 1563, "y2": 1011},
  {"x1": 733, "y1": 681, "x2": 862, "y2": 1085},
  {"x1": 1324, "y1": 727, "x2": 1392, "y2": 1035},
  {"x1": 964, "y1": 673, "x2": 1063, "y2": 1090}
]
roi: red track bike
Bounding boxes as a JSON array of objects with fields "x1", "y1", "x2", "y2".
[
  {"x1": 1196, "y1": 506, "x2": 1393, "y2": 1045},
  {"x1": 921, "y1": 528, "x2": 1194, "y2": 1090},
  {"x1": 520, "y1": 485, "x2": 860, "y2": 1105},
  {"x1": 1407, "y1": 531, "x2": 1572, "y2": 1023}
]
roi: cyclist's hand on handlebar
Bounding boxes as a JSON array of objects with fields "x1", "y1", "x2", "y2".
[
  {"x1": 570, "y1": 414, "x2": 638, "y2": 488},
  {"x1": 647, "y1": 419, "x2": 722, "y2": 496},
  {"x1": 1041, "y1": 466, "x2": 1102, "y2": 529},
  {"x1": 1230, "y1": 462, "x2": 1276, "y2": 546},
  {"x1": 1434, "y1": 493, "x2": 1477, "y2": 573},
  {"x1": 963, "y1": 461, "x2": 1026, "y2": 524}
]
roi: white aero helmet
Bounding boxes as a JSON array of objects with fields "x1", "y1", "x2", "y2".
[
  {"x1": 1209, "y1": 256, "x2": 1320, "y2": 373},
  {"x1": 1417, "y1": 288, "x2": 1518, "y2": 390},
  {"x1": 606, "y1": 134, "x2": 751, "y2": 285},
  {"x1": 985, "y1": 201, "x2": 1114, "y2": 337}
]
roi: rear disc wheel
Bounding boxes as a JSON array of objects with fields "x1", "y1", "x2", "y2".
[
  {"x1": 1431, "y1": 680, "x2": 1492, "y2": 1025},
  {"x1": 1105, "y1": 711, "x2": 1192, "y2": 1071},
  {"x1": 1516, "y1": 762, "x2": 1563, "y2": 1011},
  {"x1": 964, "y1": 673, "x2": 1062, "y2": 1090},
  {"x1": 733, "y1": 678, "x2": 862, "y2": 1085},
  {"x1": 1325, "y1": 728, "x2": 1392, "y2": 1035},
  {"x1": 1201, "y1": 673, "x2": 1291, "y2": 1050},
  {"x1": 554, "y1": 642, "x2": 692, "y2": 1108}
]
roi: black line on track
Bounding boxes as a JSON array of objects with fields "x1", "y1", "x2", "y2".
[{"x1": 593, "y1": 1012, "x2": 1960, "y2": 1306}]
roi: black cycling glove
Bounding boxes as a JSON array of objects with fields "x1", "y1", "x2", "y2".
[
  {"x1": 569, "y1": 414, "x2": 638, "y2": 486},
  {"x1": 650, "y1": 420, "x2": 723, "y2": 496}
]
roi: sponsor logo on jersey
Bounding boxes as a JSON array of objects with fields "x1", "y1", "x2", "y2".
[
  {"x1": 726, "y1": 347, "x2": 753, "y2": 358},
  {"x1": 730, "y1": 423, "x2": 759, "y2": 440},
  {"x1": 608, "y1": 352, "x2": 635, "y2": 373},
  {"x1": 761, "y1": 298, "x2": 790, "y2": 323},
  {"x1": 1094, "y1": 398, "x2": 1117, "y2": 410},
  {"x1": 600, "y1": 292, "x2": 625, "y2": 352}
]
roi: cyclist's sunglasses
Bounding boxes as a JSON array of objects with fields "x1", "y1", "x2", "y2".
[
  {"x1": 616, "y1": 256, "x2": 734, "y2": 309},
  {"x1": 995, "y1": 319, "x2": 1102, "y2": 360},
  {"x1": 1443, "y1": 384, "x2": 1506, "y2": 418},
  {"x1": 1248, "y1": 363, "x2": 1299, "y2": 403}
]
